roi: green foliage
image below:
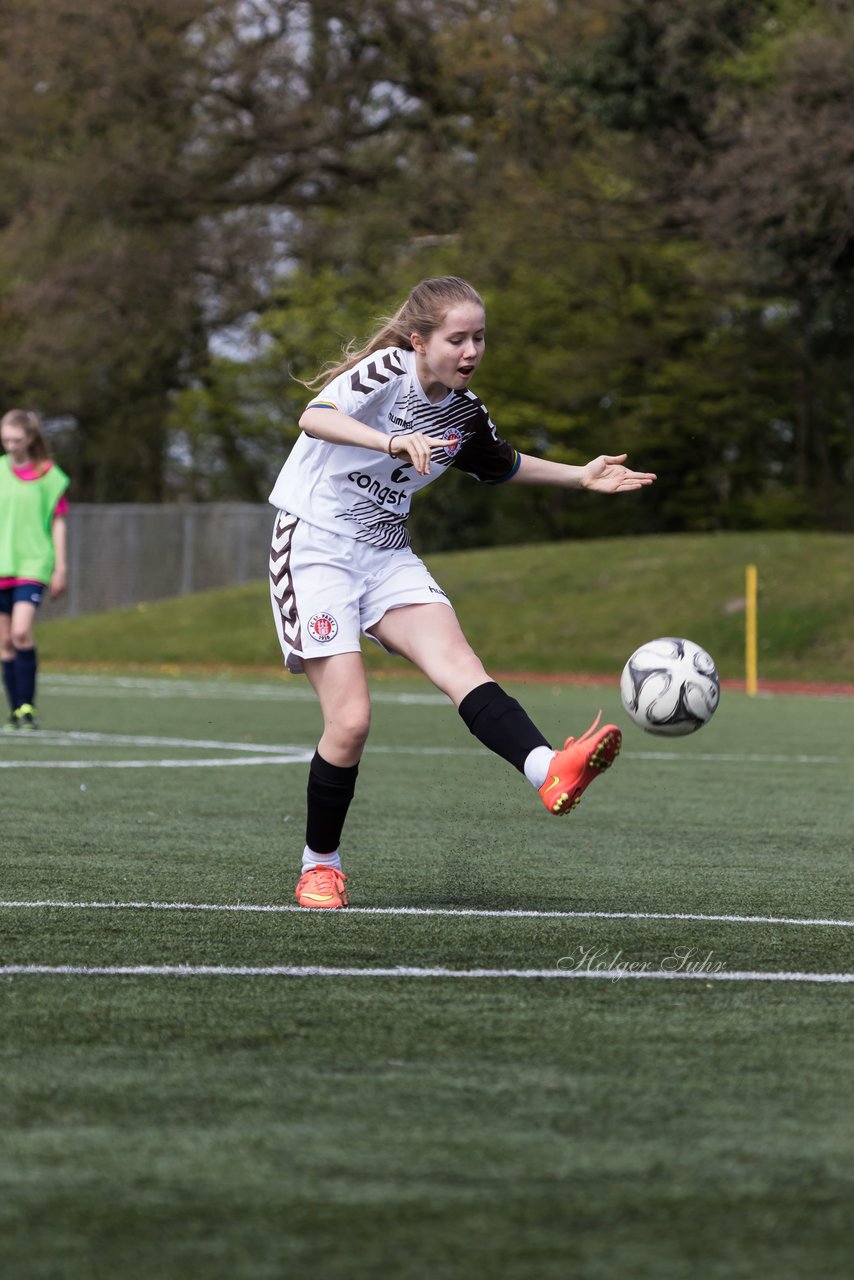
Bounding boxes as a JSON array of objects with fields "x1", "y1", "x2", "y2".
[
  {"x1": 166, "y1": 364, "x2": 283, "y2": 503},
  {"x1": 166, "y1": 264, "x2": 397, "y2": 499},
  {"x1": 0, "y1": 0, "x2": 850, "y2": 528},
  {"x1": 564, "y1": 0, "x2": 854, "y2": 522}
]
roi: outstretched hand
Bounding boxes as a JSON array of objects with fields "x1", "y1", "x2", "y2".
[
  {"x1": 581, "y1": 454, "x2": 657, "y2": 493},
  {"x1": 389, "y1": 431, "x2": 448, "y2": 476}
]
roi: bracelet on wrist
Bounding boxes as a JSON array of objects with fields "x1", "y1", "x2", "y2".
[{"x1": 388, "y1": 435, "x2": 397, "y2": 456}]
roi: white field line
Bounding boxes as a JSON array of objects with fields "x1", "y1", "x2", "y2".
[
  {"x1": 23, "y1": 731, "x2": 472, "y2": 756},
  {"x1": 623, "y1": 750, "x2": 852, "y2": 765},
  {"x1": 36, "y1": 671, "x2": 854, "y2": 707},
  {"x1": 0, "y1": 730, "x2": 479, "y2": 770},
  {"x1": 1, "y1": 751, "x2": 847, "y2": 769},
  {"x1": 23, "y1": 731, "x2": 313, "y2": 753},
  {"x1": 41, "y1": 674, "x2": 448, "y2": 706},
  {"x1": 0, "y1": 757, "x2": 313, "y2": 769},
  {"x1": 1, "y1": 728, "x2": 850, "y2": 768},
  {"x1": 1, "y1": 899, "x2": 852, "y2": 929},
  {"x1": 1, "y1": 963, "x2": 851, "y2": 984}
]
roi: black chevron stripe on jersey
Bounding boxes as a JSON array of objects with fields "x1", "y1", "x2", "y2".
[
  {"x1": 384, "y1": 351, "x2": 406, "y2": 375},
  {"x1": 350, "y1": 350, "x2": 407, "y2": 395},
  {"x1": 269, "y1": 512, "x2": 303, "y2": 652}
]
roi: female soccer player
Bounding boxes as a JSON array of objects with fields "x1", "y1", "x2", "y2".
[
  {"x1": 0, "y1": 409, "x2": 69, "y2": 730},
  {"x1": 268, "y1": 277, "x2": 655, "y2": 908}
]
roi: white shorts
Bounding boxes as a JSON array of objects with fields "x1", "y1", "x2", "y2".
[{"x1": 269, "y1": 511, "x2": 454, "y2": 673}]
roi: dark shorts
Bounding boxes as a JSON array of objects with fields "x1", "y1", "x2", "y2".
[{"x1": 0, "y1": 583, "x2": 45, "y2": 614}]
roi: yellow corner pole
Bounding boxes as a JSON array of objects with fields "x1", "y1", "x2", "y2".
[{"x1": 745, "y1": 564, "x2": 758, "y2": 696}]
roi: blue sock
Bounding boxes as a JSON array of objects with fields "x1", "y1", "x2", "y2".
[
  {"x1": 2, "y1": 658, "x2": 16, "y2": 712},
  {"x1": 14, "y1": 646, "x2": 37, "y2": 707}
]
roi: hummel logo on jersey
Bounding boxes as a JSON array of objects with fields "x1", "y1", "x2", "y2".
[{"x1": 388, "y1": 412, "x2": 411, "y2": 429}]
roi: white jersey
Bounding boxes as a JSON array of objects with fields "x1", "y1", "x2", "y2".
[{"x1": 268, "y1": 347, "x2": 519, "y2": 549}]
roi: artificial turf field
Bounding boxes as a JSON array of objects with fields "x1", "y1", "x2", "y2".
[{"x1": 2, "y1": 669, "x2": 853, "y2": 1279}]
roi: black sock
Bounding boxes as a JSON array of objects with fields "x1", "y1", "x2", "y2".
[
  {"x1": 305, "y1": 751, "x2": 360, "y2": 854},
  {"x1": 458, "y1": 681, "x2": 550, "y2": 774},
  {"x1": 2, "y1": 658, "x2": 16, "y2": 712},
  {"x1": 14, "y1": 646, "x2": 37, "y2": 707}
]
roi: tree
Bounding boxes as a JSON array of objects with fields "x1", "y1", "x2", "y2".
[
  {"x1": 2, "y1": 0, "x2": 850, "y2": 534},
  {"x1": 0, "y1": 0, "x2": 206, "y2": 498},
  {"x1": 687, "y1": 6, "x2": 854, "y2": 518},
  {"x1": 0, "y1": 0, "x2": 478, "y2": 499},
  {"x1": 565, "y1": 0, "x2": 854, "y2": 527}
]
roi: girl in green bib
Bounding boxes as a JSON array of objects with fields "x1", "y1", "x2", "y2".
[{"x1": 0, "y1": 409, "x2": 69, "y2": 729}]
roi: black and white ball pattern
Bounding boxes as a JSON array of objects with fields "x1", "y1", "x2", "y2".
[{"x1": 620, "y1": 637, "x2": 720, "y2": 736}]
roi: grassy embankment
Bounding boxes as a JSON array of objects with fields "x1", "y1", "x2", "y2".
[{"x1": 40, "y1": 530, "x2": 853, "y2": 685}]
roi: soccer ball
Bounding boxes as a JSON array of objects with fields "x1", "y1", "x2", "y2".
[{"x1": 620, "y1": 637, "x2": 720, "y2": 736}]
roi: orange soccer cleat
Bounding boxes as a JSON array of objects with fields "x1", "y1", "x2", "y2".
[
  {"x1": 295, "y1": 865, "x2": 349, "y2": 909},
  {"x1": 538, "y1": 713, "x2": 622, "y2": 816}
]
